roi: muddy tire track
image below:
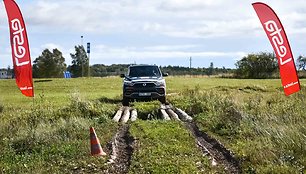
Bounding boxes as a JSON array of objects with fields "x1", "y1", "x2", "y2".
[
  {"x1": 185, "y1": 121, "x2": 241, "y2": 174},
  {"x1": 104, "y1": 124, "x2": 134, "y2": 174},
  {"x1": 111, "y1": 104, "x2": 240, "y2": 173}
]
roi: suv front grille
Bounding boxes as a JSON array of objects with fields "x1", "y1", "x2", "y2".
[{"x1": 133, "y1": 82, "x2": 155, "y2": 88}]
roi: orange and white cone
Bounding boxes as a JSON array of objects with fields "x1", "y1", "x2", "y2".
[{"x1": 90, "y1": 127, "x2": 107, "y2": 156}]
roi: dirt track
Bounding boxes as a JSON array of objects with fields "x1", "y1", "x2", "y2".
[
  {"x1": 107, "y1": 104, "x2": 241, "y2": 173},
  {"x1": 104, "y1": 125, "x2": 134, "y2": 174},
  {"x1": 185, "y1": 121, "x2": 241, "y2": 174}
]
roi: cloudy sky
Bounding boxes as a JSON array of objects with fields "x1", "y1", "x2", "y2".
[{"x1": 0, "y1": 0, "x2": 306, "y2": 69}]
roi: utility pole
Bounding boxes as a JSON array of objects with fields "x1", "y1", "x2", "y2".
[
  {"x1": 189, "y1": 56, "x2": 192, "y2": 77},
  {"x1": 81, "y1": 36, "x2": 84, "y2": 77}
]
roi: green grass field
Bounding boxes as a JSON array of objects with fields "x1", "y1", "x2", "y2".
[{"x1": 0, "y1": 77, "x2": 305, "y2": 173}]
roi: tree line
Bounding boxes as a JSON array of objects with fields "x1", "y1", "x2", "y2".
[{"x1": 3, "y1": 46, "x2": 306, "y2": 79}]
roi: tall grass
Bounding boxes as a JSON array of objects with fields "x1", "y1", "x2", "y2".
[
  {"x1": 132, "y1": 101, "x2": 161, "y2": 120},
  {"x1": 237, "y1": 90, "x2": 306, "y2": 173},
  {"x1": 169, "y1": 86, "x2": 306, "y2": 173},
  {"x1": 0, "y1": 102, "x2": 3, "y2": 113},
  {"x1": 0, "y1": 92, "x2": 118, "y2": 173}
]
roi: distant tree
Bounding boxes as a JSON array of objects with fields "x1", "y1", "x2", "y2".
[
  {"x1": 207, "y1": 62, "x2": 215, "y2": 75},
  {"x1": 7, "y1": 65, "x2": 13, "y2": 77},
  {"x1": 222, "y1": 66, "x2": 227, "y2": 73},
  {"x1": 89, "y1": 64, "x2": 129, "y2": 77},
  {"x1": 159, "y1": 65, "x2": 234, "y2": 76},
  {"x1": 70, "y1": 45, "x2": 88, "y2": 77},
  {"x1": 296, "y1": 55, "x2": 306, "y2": 71},
  {"x1": 235, "y1": 52, "x2": 278, "y2": 79},
  {"x1": 84, "y1": 64, "x2": 234, "y2": 77},
  {"x1": 33, "y1": 48, "x2": 66, "y2": 78}
]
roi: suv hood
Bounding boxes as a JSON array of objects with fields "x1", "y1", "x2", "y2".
[{"x1": 125, "y1": 76, "x2": 162, "y2": 82}]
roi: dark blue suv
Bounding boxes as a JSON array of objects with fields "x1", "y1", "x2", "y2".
[{"x1": 121, "y1": 65, "x2": 168, "y2": 105}]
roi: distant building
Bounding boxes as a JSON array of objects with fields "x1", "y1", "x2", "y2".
[
  {"x1": 0, "y1": 69, "x2": 13, "y2": 79},
  {"x1": 0, "y1": 70, "x2": 8, "y2": 79}
]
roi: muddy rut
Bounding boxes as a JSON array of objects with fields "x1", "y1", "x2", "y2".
[
  {"x1": 185, "y1": 121, "x2": 241, "y2": 173},
  {"x1": 104, "y1": 125, "x2": 134, "y2": 174}
]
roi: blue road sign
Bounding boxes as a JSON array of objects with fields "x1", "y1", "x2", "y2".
[
  {"x1": 87, "y1": 42, "x2": 90, "y2": 54},
  {"x1": 64, "y1": 71, "x2": 71, "y2": 78}
]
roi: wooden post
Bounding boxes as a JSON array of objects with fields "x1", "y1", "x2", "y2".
[
  {"x1": 175, "y1": 108, "x2": 193, "y2": 121},
  {"x1": 113, "y1": 107, "x2": 124, "y2": 122},
  {"x1": 121, "y1": 107, "x2": 130, "y2": 123},
  {"x1": 130, "y1": 109, "x2": 138, "y2": 122}
]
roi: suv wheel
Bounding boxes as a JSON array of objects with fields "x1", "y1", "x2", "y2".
[
  {"x1": 122, "y1": 97, "x2": 129, "y2": 106},
  {"x1": 159, "y1": 96, "x2": 166, "y2": 104}
]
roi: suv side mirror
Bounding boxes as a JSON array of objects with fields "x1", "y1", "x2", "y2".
[
  {"x1": 120, "y1": 74, "x2": 125, "y2": 78},
  {"x1": 163, "y1": 73, "x2": 169, "y2": 77}
]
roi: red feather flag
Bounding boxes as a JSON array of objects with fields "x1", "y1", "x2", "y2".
[
  {"x1": 4, "y1": 0, "x2": 34, "y2": 97},
  {"x1": 253, "y1": 2, "x2": 300, "y2": 96}
]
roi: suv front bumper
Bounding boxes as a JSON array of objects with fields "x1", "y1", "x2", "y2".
[{"x1": 123, "y1": 86, "x2": 165, "y2": 99}]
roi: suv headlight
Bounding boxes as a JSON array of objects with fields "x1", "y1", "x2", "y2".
[
  {"x1": 155, "y1": 79, "x2": 165, "y2": 87},
  {"x1": 124, "y1": 81, "x2": 134, "y2": 86}
]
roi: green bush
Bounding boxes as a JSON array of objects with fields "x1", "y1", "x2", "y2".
[{"x1": 56, "y1": 93, "x2": 117, "y2": 123}]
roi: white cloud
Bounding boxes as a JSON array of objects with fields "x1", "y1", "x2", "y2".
[
  {"x1": 1, "y1": 0, "x2": 306, "y2": 68},
  {"x1": 91, "y1": 44, "x2": 246, "y2": 63},
  {"x1": 144, "y1": 44, "x2": 197, "y2": 51},
  {"x1": 159, "y1": 0, "x2": 222, "y2": 11},
  {"x1": 12, "y1": 0, "x2": 306, "y2": 38}
]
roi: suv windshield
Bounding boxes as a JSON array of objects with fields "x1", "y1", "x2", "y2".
[{"x1": 128, "y1": 66, "x2": 161, "y2": 78}]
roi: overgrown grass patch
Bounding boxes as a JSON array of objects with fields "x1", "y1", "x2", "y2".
[
  {"x1": 0, "y1": 118, "x2": 118, "y2": 173},
  {"x1": 0, "y1": 92, "x2": 119, "y2": 173},
  {"x1": 129, "y1": 120, "x2": 223, "y2": 173},
  {"x1": 132, "y1": 101, "x2": 161, "y2": 120},
  {"x1": 169, "y1": 85, "x2": 306, "y2": 173},
  {"x1": 0, "y1": 102, "x2": 3, "y2": 113}
]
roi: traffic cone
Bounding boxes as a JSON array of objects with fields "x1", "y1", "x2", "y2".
[{"x1": 90, "y1": 127, "x2": 107, "y2": 156}]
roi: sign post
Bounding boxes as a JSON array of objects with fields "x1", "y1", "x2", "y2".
[{"x1": 87, "y1": 42, "x2": 90, "y2": 77}]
